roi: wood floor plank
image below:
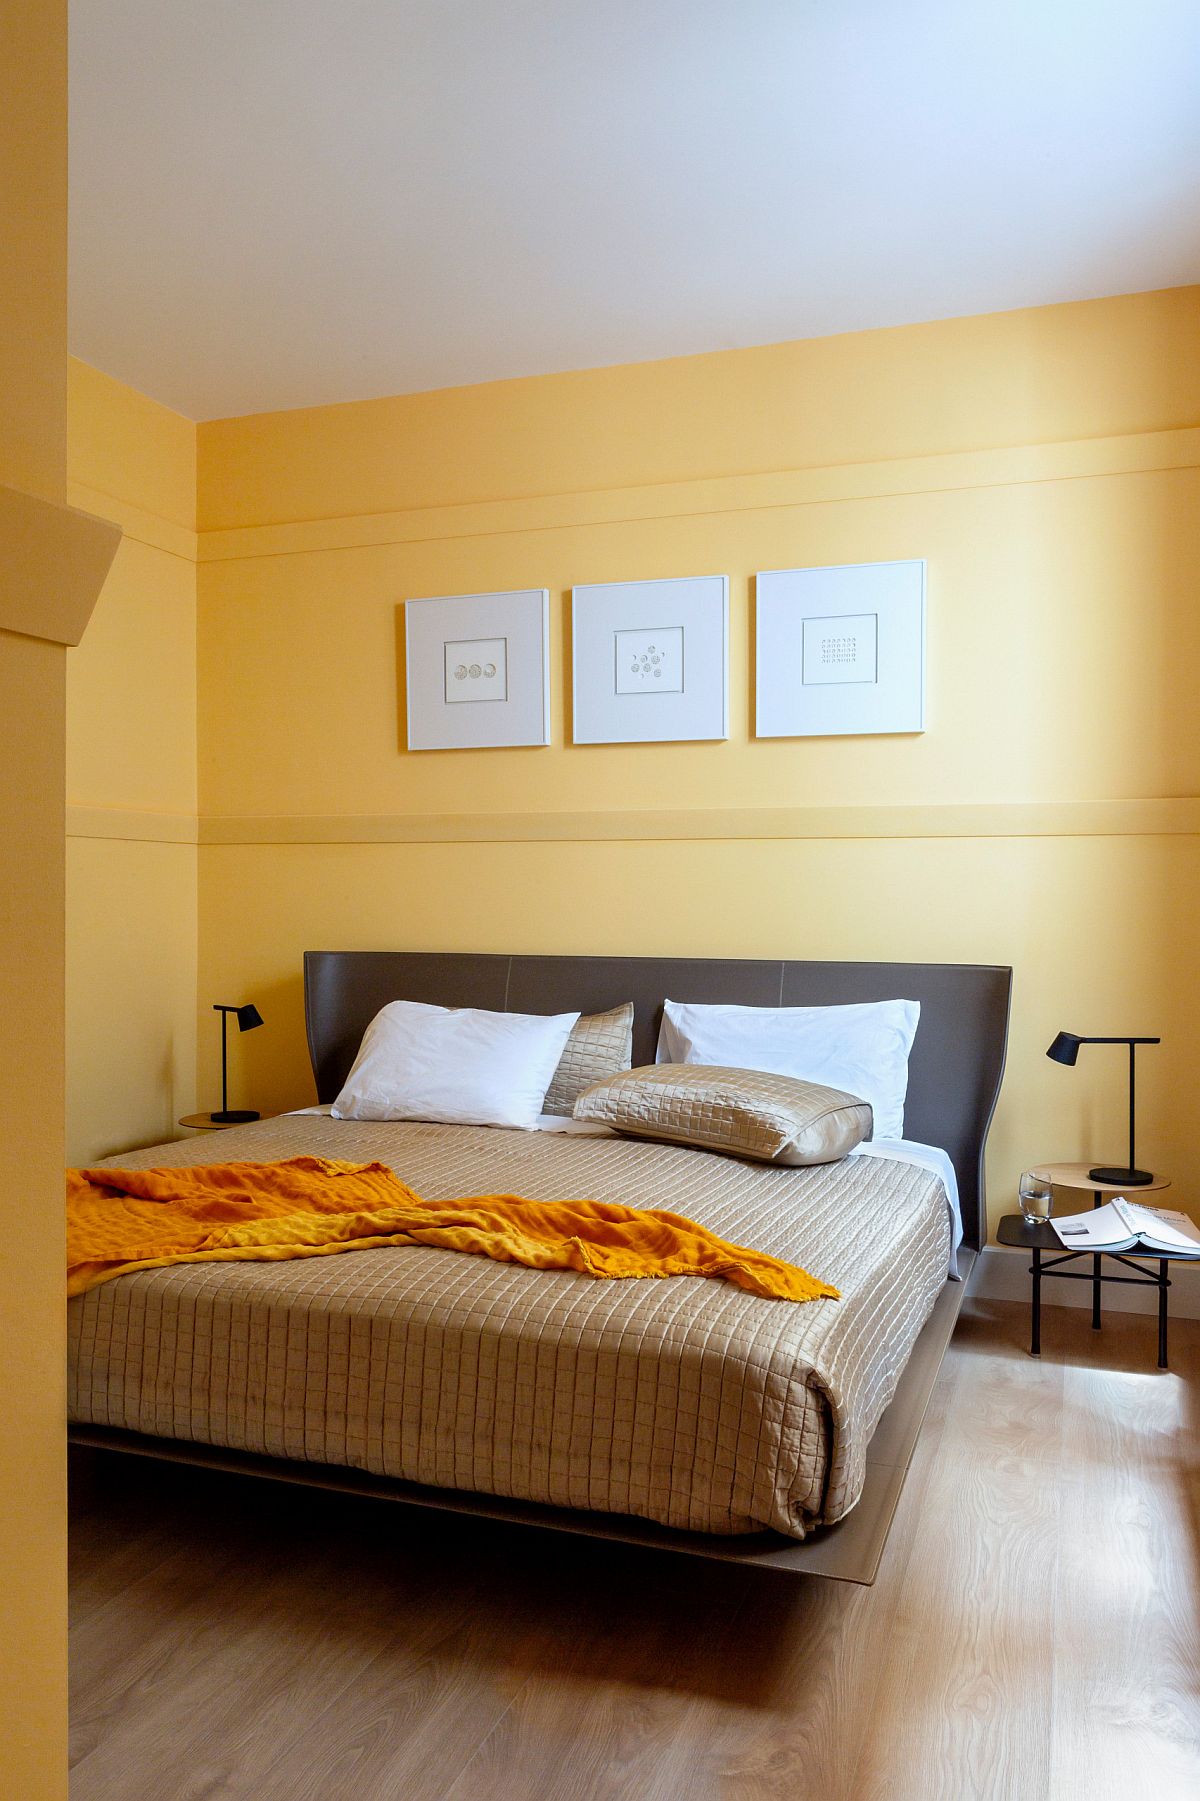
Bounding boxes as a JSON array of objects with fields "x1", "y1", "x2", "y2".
[
  {"x1": 69, "y1": 1537, "x2": 269, "y2": 1770},
  {"x1": 1047, "y1": 1313, "x2": 1200, "y2": 1801},
  {"x1": 448, "y1": 1324, "x2": 967, "y2": 1801},
  {"x1": 846, "y1": 1307, "x2": 1065, "y2": 1801},
  {"x1": 68, "y1": 1508, "x2": 189, "y2": 1625},
  {"x1": 693, "y1": 1313, "x2": 966, "y2": 1801},
  {"x1": 70, "y1": 1493, "x2": 494, "y2": 1800},
  {"x1": 67, "y1": 1302, "x2": 1200, "y2": 1801},
  {"x1": 441, "y1": 1549, "x2": 755, "y2": 1801},
  {"x1": 234, "y1": 1536, "x2": 562, "y2": 1801}
]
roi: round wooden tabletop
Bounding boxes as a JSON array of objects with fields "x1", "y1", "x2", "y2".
[
  {"x1": 1034, "y1": 1161, "x2": 1171, "y2": 1196},
  {"x1": 178, "y1": 1112, "x2": 261, "y2": 1131}
]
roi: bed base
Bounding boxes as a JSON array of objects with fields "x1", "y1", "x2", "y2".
[{"x1": 69, "y1": 1250, "x2": 974, "y2": 1587}]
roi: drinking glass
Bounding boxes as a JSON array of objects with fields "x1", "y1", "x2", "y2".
[{"x1": 1019, "y1": 1169, "x2": 1054, "y2": 1225}]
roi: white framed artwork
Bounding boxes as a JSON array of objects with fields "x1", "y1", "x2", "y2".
[
  {"x1": 405, "y1": 588, "x2": 550, "y2": 750},
  {"x1": 571, "y1": 575, "x2": 729, "y2": 744},
  {"x1": 755, "y1": 560, "x2": 925, "y2": 738}
]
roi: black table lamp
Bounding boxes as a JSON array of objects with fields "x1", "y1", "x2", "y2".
[
  {"x1": 213, "y1": 1003, "x2": 264, "y2": 1123},
  {"x1": 1045, "y1": 1031, "x2": 1160, "y2": 1186}
]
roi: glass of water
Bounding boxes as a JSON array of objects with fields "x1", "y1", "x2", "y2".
[{"x1": 1019, "y1": 1169, "x2": 1054, "y2": 1225}]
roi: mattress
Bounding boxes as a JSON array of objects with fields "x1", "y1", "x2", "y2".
[{"x1": 67, "y1": 1113, "x2": 952, "y2": 1539}]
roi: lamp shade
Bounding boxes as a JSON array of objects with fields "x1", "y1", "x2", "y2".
[
  {"x1": 1046, "y1": 1030, "x2": 1083, "y2": 1066},
  {"x1": 235, "y1": 1003, "x2": 264, "y2": 1032}
]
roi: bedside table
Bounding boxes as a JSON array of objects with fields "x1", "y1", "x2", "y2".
[
  {"x1": 178, "y1": 1112, "x2": 267, "y2": 1131},
  {"x1": 1035, "y1": 1164, "x2": 1170, "y2": 1334},
  {"x1": 997, "y1": 1180, "x2": 1185, "y2": 1369}
]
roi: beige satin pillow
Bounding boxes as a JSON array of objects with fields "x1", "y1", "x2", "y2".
[
  {"x1": 573, "y1": 1064, "x2": 872, "y2": 1166},
  {"x1": 542, "y1": 1002, "x2": 635, "y2": 1117}
]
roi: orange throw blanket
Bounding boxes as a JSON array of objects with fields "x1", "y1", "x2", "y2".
[{"x1": 66, "y1": 1156, "x2": 838, "y2": 1304}]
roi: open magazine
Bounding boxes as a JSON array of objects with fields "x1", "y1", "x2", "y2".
[{"x1": 1051, "y1": 1198, "x2": 1200, "y2": 1257}]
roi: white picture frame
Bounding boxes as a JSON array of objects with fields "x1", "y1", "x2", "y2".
[
  {"x1": 755, "y1": 560, "x2": 925, "y2": 738},
  {"x1": 571, "y1": 575, "x2": 729, "y2": 745},
  {"x1": 405, "y1": 588, "x2": 550, "y2": 750}
]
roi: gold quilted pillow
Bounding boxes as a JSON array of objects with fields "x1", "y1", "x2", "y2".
[
  {"x1": 573, "y1": 1064, "x2": 872, "y2": 1166},
  {"x1": 542, "y1": 1002, "x2": 635, "y2": 1117}
]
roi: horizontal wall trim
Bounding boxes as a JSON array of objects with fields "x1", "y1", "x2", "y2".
[
  {"x1": 196, "y1": 425, "x2": 1200, "y2": 563},
  {"x1": 67, "y1": 480, "x2": 198, "y2": 564},
  {"x1": 67, "y1": 428, "x2": 1199, "y2": 572},
  {"x1": 67, "y1": 806, "x2": 198, "y2": 844},
  {"x1": 198, "y1": 798, "x2": 1200, "y2": 844},
  {"x1": 68, "y1": 798, "x2": 1200, "y2": 847}
]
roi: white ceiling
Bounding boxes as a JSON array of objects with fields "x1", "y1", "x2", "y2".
[{"x1": 69, "y1": 0, "x2": 1200, "y2": 421}]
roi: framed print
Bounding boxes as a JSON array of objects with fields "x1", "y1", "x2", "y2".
[
  {"x1": 405, "y1": 588, "x2": 550, "y2": 750},
  {"x1": 755, "y1": 560, "x2": 925, "y2": 738},
  {"x1": 571, "y1": 575, "x2": 728, "y2": 744}
]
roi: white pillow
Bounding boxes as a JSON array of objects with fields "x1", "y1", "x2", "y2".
[
  {"x1": 332, "y1": 1000, "x2": 580, "y2": 1129},
  {"x1": 656, "y1": 997, "x2": 920, "y2": 1141}
]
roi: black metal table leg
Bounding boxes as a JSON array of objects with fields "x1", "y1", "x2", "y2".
[
  {"x1": 1091, "y1": 1251, "x2": 1103, "y2": 1328},
  {"x1": 1158, "y1": 1259, "x2": 1169, "y2": 1370},
  {"x1": 1031, "y1": 1247, "x2": 1041, "y2": 1356}
]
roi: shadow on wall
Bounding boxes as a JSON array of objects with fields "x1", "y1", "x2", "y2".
[
  {"x1": 75, "y1": 1025, "x2": 191, "y2": 1165},
  {"x1": 395, "y1": 600, "x2": 407, "y2": 754}
]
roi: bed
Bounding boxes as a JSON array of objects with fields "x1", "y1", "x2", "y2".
[{"x1": 68, "y1": 952, "x2": 1011, "y2": 1584}]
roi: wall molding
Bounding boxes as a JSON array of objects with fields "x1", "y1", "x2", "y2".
[
  {"x1": 195, "y1": 424, "x2": 1200, "y2": 563},
  {"x1": 67, "y1": 479, "x2": 197, "y2": 564},
  {"x1": 973, "y1": 1243, "x2": 1200, "y2": 1322},
  {"x1": 67, "y1": 806, "x2": 198, "y2": 844},
  {"x1": 198, "y1": 796, "x2": 1200, "y2": 845},
  {"x1": 66, "y1": 796, "x2": 1200, "y2": 848}
]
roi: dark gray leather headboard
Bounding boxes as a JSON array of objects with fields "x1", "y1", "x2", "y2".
[{"x1": 303, "y1": 951, "x2": 1011, "y2": 1250}]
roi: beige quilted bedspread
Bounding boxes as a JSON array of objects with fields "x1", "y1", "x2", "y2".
[{"x1": 67, "y1": 1114, "x2": 951, "y2": 1539}]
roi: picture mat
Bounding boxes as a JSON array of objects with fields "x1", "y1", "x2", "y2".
[
  {"x1": 756, "y1": 560, "x2": 925, "y2": 737},
  {"x1": 406, "y1": 589, "x2": 550, "y2": 749},
  {"x1": 572, "y1": 575, "x2": 729, "y2": 744}
]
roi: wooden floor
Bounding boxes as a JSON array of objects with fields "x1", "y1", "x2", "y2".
[{"x1": 69, "y1": 1298, "x2": 1200, "y2": 1801}]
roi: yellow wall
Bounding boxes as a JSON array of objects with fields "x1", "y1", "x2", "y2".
[
  {"x1": 198, "y1": 286, "x2": 1200, "y2": 526},
  {"x1": 2, "y1": 6, "x2": 71, "y2": 1795},
  {"x1": 65, "y1": 361, "x2": 199, "y2": 1162},
  {"x1": 192, "y1": 287, "x2": 1200, "y2": 1232},
  {"x1": 64, "y1": 291, "x2": 1200, "y2": 1239}
]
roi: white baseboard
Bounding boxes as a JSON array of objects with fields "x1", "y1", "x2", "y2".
[{"x1": 972, "y1": 1244, "x2": 1200, "y2": 1321}]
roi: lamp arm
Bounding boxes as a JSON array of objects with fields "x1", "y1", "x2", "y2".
[
  {"x1": 1129, "y1": 1041, "x2": 1136, "y2": 1174},
  {"x1": 220, "y1": 1010, "x2": 229, "y2": 1117},
  {"x1": 1075, "y1": 1036, "x2": 1161, "y2": 1046}
]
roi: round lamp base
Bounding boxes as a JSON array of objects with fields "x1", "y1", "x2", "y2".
[
  {"x1": 1088, "y1": 1165, "x2": 1154, "y2": 1187},
  {"x1": 210, "y1": 1108, "x2": 260, "y2": 1125}
]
